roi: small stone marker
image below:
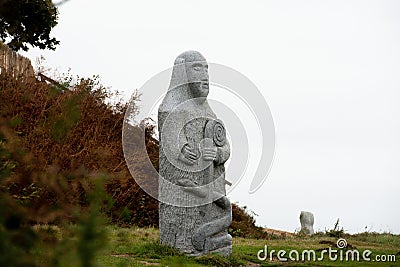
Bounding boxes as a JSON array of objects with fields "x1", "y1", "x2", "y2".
[{"x1": 299, "y1": 211, "x2": 314, "y2": 235}]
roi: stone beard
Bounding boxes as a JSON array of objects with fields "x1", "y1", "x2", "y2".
[{"x1": 158, "y1": 51, "x2": 232, "y2": 256}]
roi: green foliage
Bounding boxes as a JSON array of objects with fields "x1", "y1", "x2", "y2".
[
  {"x1": 9, "y1": 116, "x2": 23, "y2": 127},
  {"x1": 0, "y1": 0, "x2": 59, "y2": 51},
  {"x1": 230, "y1": 203, "x2": 268, "y2": 239},
  {"x1": 0, "y1": 109, "x2": 109, "y2": 266},
  {"x1": 130, "y1": 241, "x2": 181, "y2": 259},
  {"x1": 50, "y1": 93, "x2": 82, "y2": 143},
  {"x1": 325, "y1": 218, "x2": 345, "y2": 238},
  {"x1": 75, "y1": 177, "x2": 109, "y2": 267},
  {"x1": 0, "y1": 70, "x2": 161, "y2": 227},
  {"x1": 194, "y1": 254, "x2": 237, "y2": 267},
  {"x1": 0, "y1": 164, "x2": 109, "y2": 267},
  {"x1": 353, "y1": 231, "x2": 400, "y2": 247},
  {"x1": 0, "y1": 197, "x2": 38, "y2": 267}
]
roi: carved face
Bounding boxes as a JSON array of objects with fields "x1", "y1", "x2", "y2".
[{"x1": 186, "y1": 61, "x2": 209, "y2": 99}]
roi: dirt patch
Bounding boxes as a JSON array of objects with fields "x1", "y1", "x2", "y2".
[{"x1": 263, "y1": 228, "x2": 295, "y2": 237}]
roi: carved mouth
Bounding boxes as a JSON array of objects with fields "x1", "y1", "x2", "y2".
[{"x1": 202, "y1": 82, "x2": 209, "y2": 89}]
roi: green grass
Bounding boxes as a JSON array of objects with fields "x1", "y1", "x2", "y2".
[{"x1": 30, "y1": 225, "x2": 400, "y2": 267}]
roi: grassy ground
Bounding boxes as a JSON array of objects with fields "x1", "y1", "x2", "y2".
[{"x1": 31, "y1": 225, "x2": 400, "y2": 267}]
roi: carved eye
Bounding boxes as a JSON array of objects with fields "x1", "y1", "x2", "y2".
[{"x1": 193, "y1": 66, "x2": 201, "y2": 71}]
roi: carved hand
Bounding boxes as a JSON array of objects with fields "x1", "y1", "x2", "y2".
[
  {"x1": 177, "y1": 178, "x2": 207, "y2": 198},
  {"x1": 179, "y1": 143, "x2": 197, "y2": 165},
  {"x1": 202, "y1": 147, "x2": 217, "y2": 161}
]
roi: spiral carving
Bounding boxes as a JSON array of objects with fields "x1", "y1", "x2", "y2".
[{"x1": 213, "y1": 121, "x2": 226, "y2": 147}]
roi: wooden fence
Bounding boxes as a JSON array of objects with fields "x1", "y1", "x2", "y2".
[{"x1": 0, "y1": 42, "x2": 35, "y2": 80}]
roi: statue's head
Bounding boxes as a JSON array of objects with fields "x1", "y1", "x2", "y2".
[
  {"x1": 161, "y1": 51, "x2": 211, "y2": 117},
  {"x1": 174, "y1": 50, "x2": 209, "y2": 99}
]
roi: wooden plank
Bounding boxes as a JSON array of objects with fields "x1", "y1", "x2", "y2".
[{"x1": 0, "y1": 41, "x2": 34, "y2": 80}]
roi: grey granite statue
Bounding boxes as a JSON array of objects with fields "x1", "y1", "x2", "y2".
[
  {"x1": 158, "y1": 51, "x2": 232, "y2": 256},
  {"x1": 299, "y1": 211, "x2": 314, "y2": 235}
]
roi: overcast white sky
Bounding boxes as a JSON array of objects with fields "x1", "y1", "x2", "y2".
[{"x1": 22, "y1": 0, "x2": 400, "y2": 234}]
